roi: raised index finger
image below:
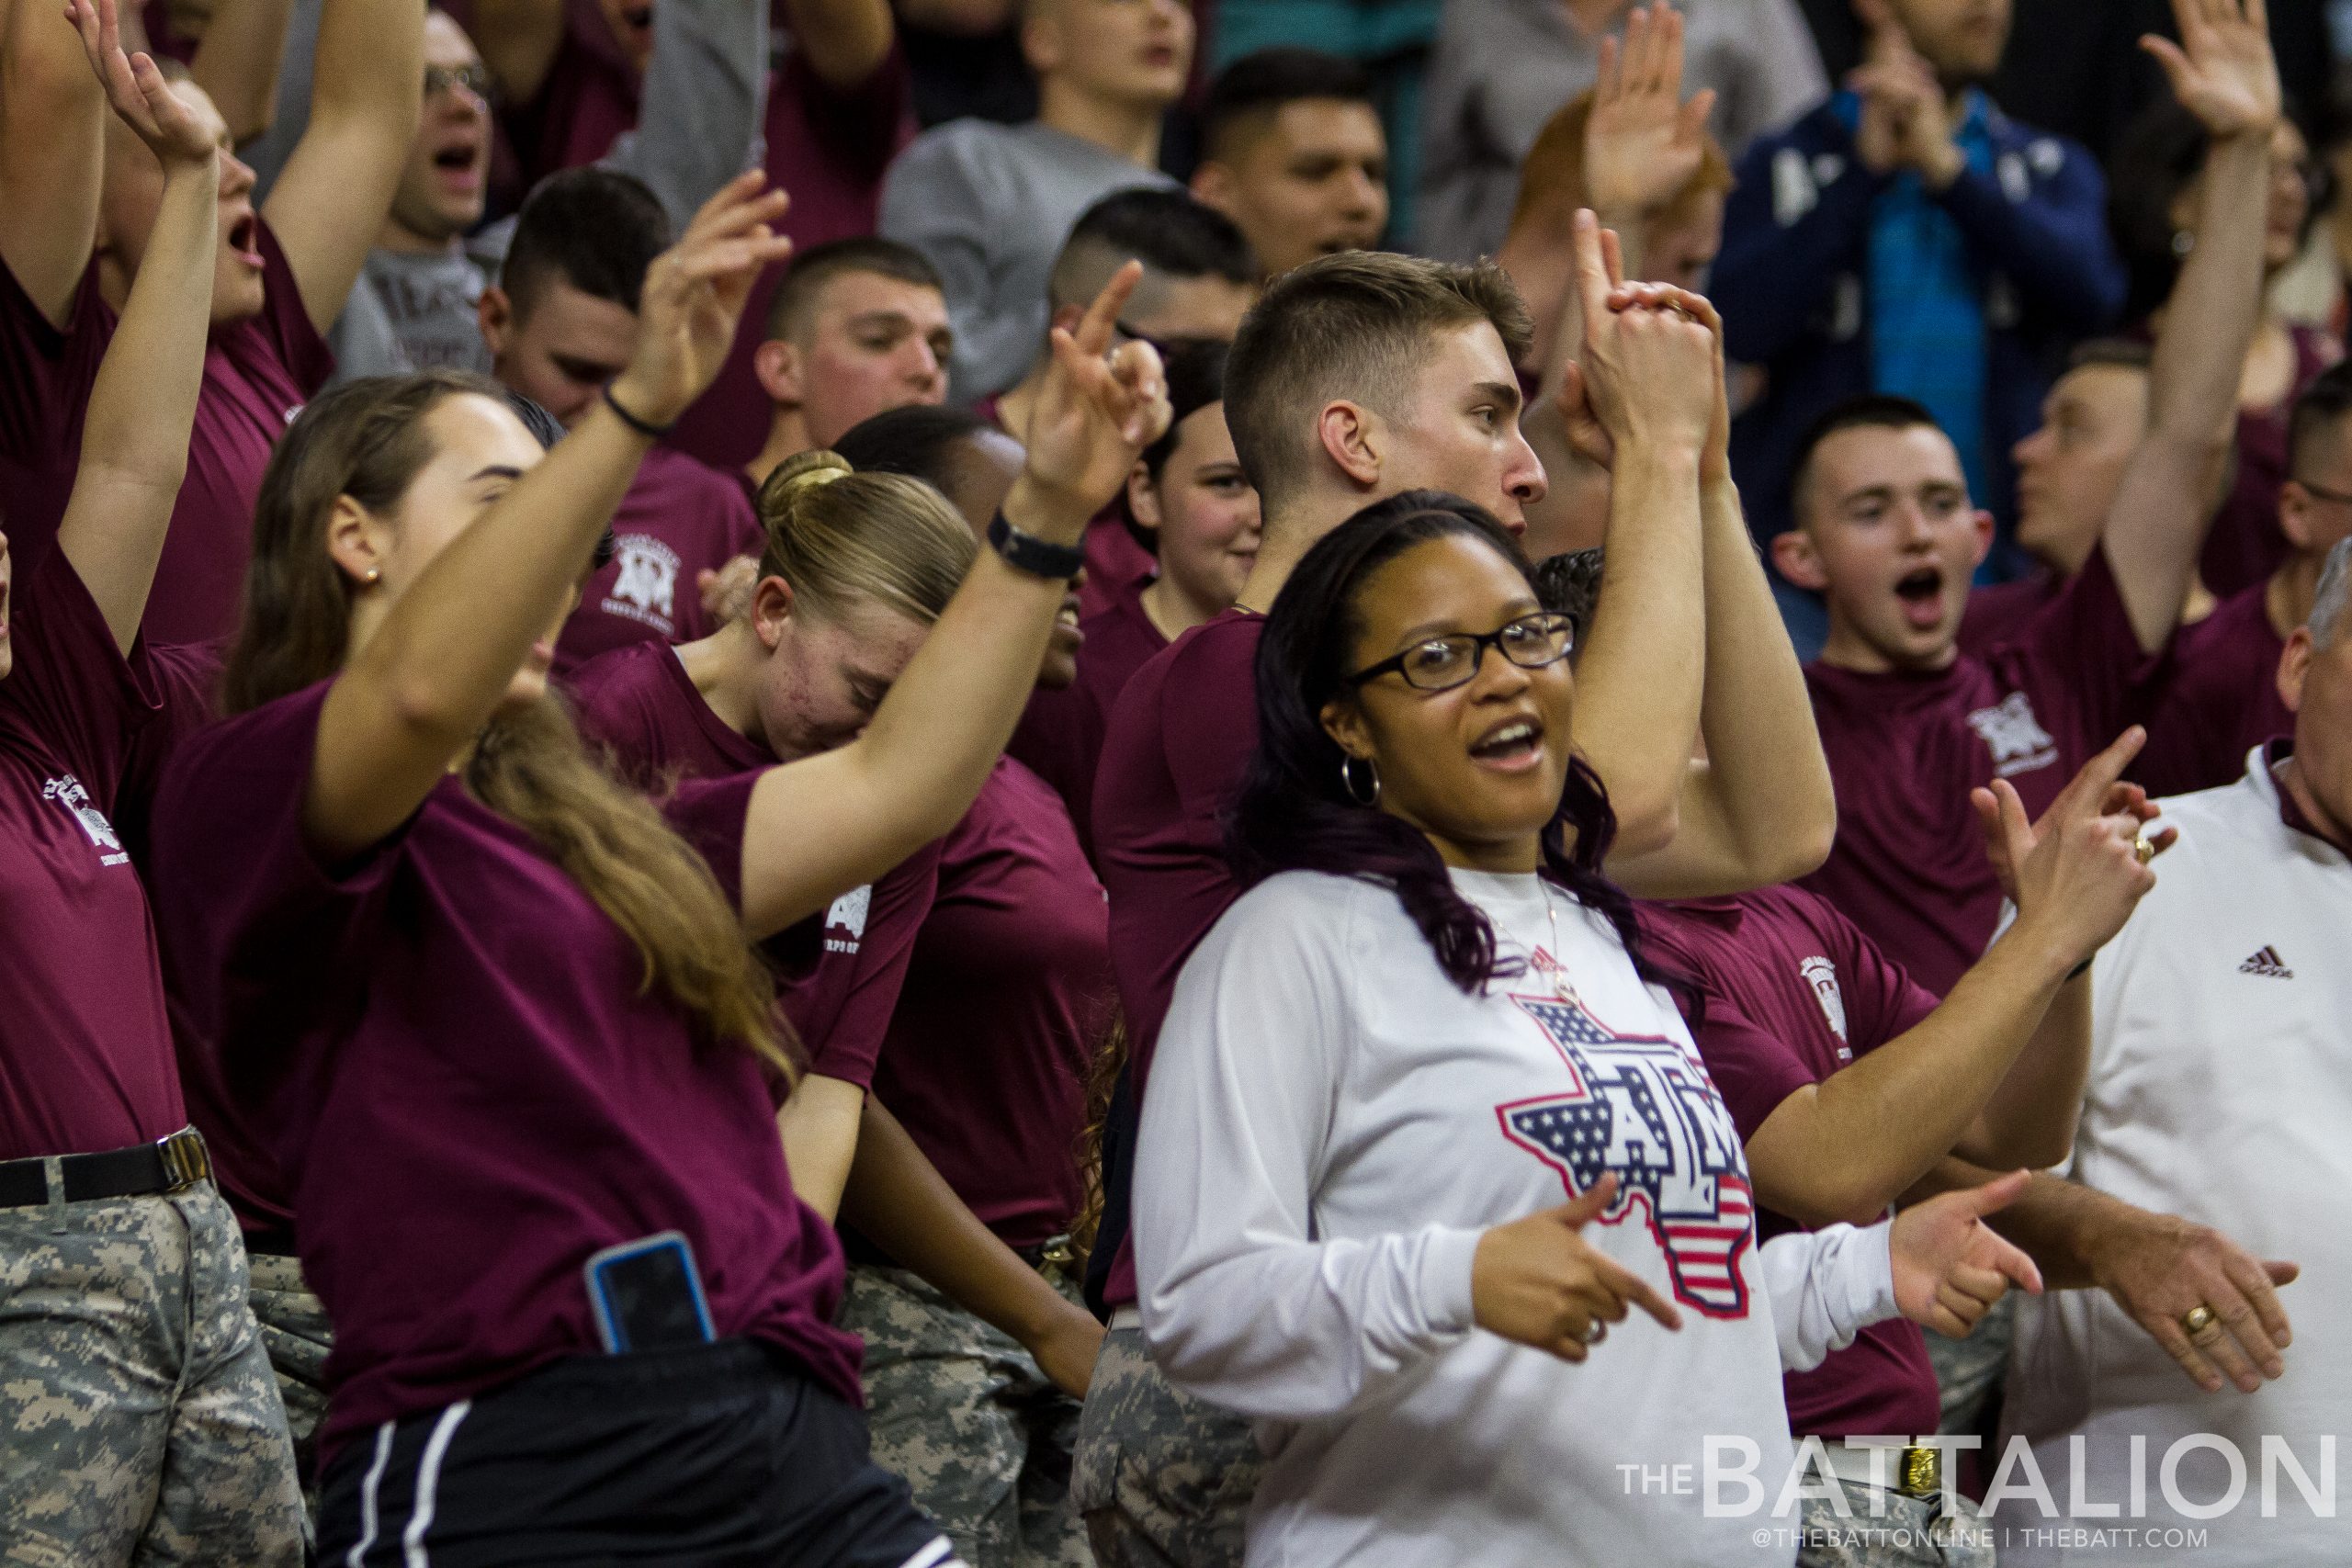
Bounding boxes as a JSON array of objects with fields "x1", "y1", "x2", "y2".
[
  {"x1": 2052, "y1": 727, "x2": 2146, "y2": 822},
  {"x1": 1069, "y1": 259, "x2": 1144, "y2": 363}
]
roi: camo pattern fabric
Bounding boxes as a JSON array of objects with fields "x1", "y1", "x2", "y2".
[
  {"x1": 1924, "y1": 1293, "x2": 2017, "y2": 1434},
  {"x1": 244, "y1": 1251, "x2": 330, "y2": 1505},
  {"x1": 1796, "y1": 1480, "x2": 1995, "y2": 1568},
  {"x1": 837, "y1": 1262, "x2": 1091, "y2": 1568},
  {"x1": 1069, "y1": 1326, "x2": 1264, "y2": 1568},
  {"x1": 0, "y1": 1181, "x2": 306, "y2": 1566}
]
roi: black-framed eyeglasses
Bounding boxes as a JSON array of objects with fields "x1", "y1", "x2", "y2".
[
  {"x1": 2294, "y1": 475, "x2": 2352, "y2": 507},
  {"x1": 1345, "y1": 613, "x2": 1577, "y2": 692},
  {"x1": 424, "y1": 62, "x2": 495, "y2": 102}
]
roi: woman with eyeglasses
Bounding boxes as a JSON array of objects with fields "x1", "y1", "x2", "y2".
[{"x1": 1132, "y1": 492, "x2": 2047, "y2": 1567}]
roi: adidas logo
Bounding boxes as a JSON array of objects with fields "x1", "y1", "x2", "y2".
[{"x1": 2238, "y1": 946, "x2": 2294, "y2": 979}]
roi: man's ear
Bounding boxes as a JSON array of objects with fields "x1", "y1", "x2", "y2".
[
  {"x1": 751, "y1": 574, "x2": 796, "y2": 652},
  {"x1": 2278, "y1": 626, "x2": 2312, "y2": 716},
  {"x1": 754, "y1": 338, "x2": 804, "y2": 408},
  {"x1": 1772, "y1": 527, "x2": 1830, "y2": 592},
  {"x1": 478, "y1": 286, "x2": 514, "y2": 360},
  {"x1": 1317, "y1": 400, "x2": 1383, "y2": 490},
  {"x1": 2279, "y1": 482, "x2": 2320, "y2": 552},
  {"x1": 1191, "y1": 161, "x2": 1238, "y2": 219},
  {"x1": 1020, "y1": 10, "x2": 1062, "y2": 76},
  {"x1": 1965, "y1": 509, "x2": 1996, "y2": 570}
]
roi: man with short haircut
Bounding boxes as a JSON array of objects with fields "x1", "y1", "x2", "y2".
[
  {"x1": 743, "y1": 238, "x2": 953, "y2": 490},
  {"x1": 1716, "y1": 0, "x2": 2126, "y2": 552},
  {"x1": 1989, "y1": 537, "x2": 2352, "y2": 1567},
  {"x1": 481, "y1": 168, "x2": 761, "y2": 673},
  {"x1": 881, "y1": 0, "x2": 1191, "y2": 400},
  {"x1": 1077, "y1": 230, "x2": 1839, "y2": 1565},
  {"x1": 1188, "y1": 48, "x2": 1387, "y2": 277},
  {"x1": 2133, "y1": 362, "x2": 2352, "y2": 796}
]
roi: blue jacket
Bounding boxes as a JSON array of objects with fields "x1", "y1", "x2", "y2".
[{"x1": 1715, "y1": 99, "x2": 2126, "y2": 554}]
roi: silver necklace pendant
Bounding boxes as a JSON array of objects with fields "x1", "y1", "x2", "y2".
[{"x1": 1539, "y1": 892, "x2": 1584, "y2": 1008}]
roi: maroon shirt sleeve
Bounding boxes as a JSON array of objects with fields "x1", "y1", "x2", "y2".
[
  {"x1": 2006, "y1": 544, "x2": 2168, "y2": 750},
  {"x1": 797, "y1": 841, "x2": 942, "y2": 1088},
  {"x1": 656, "y1": 769, "x2": 770, "y2": 910},
  {"x1": 1819, "y1": 902, "x2": 1939, "y2": 1057},
  {"x1": 0, "y1": 257, "x2": 111, "y2": 550},
  {"x1": 777, "y1": 41, "x2": 910, "y2": 185},
  {"x1": 1643, "y1": 919, "x2": 1820, "y2": 1144},
  {"x1": 2, "y1": 549, "x2": 163, "y2": 808}
]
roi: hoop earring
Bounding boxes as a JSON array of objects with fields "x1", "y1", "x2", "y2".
[{"x1": 1340, "y1": 753, "x2": 1381, "y2": 807}]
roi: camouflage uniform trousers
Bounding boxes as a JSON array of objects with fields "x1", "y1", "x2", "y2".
[
  {"x1": 1924, "y1": 1293, "x2": 2017, "y2": 1436},
  {"x1": 243, "y1": 1251, "x2": 330, "y2": 1510},
  {"x1": 837, "y1": 1261, "x2": 1091, "y2": 1568},
  {"x1": 0, "y1": 1179, "x2": 306, "y2": 1567},
  {"x1": 1069, "y1": 1325, "x2": 1264, "y2": 1568},
  {"x1": 1796, "y1": 1480, "x2": 1995, "y2": 1568}
]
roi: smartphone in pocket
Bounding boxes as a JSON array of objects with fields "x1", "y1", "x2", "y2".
[{"x1": 583, "y1": 1231, "x2": 717, "y2": 1353}]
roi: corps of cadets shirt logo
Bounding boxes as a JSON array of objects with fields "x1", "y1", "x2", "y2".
[
  {"x1": 1964, "y1": 691, "x2": 2058, "y2": 778},
  {"x1": 1799, "y1": 955, "x2": 1853, "y2": 1062},
  {"x1": 823, "y1": 886, "x2": 871, "y2": 955},
  {"x1": 42, "y1": 774, "x2": 129, "y2": 867},
  {"x1": 1496, "y1": 991, "x2": 1756, "y2": 1316},
  {"x1": 603, "y1": 536, "x2": 682, "y2": 635}
]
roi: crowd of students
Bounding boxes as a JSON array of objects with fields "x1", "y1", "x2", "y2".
[{"x1": 0, "y1": 0, "x2": 2346, "y2": 1563}]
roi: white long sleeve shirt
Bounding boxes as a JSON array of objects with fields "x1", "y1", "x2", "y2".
[
  {"x1": 1999, "y1": 752, "x2": 2352, "y2": 1565},
  {"x1": 1136, "y1": 868, "x2": 1900, "y2": 1568}
]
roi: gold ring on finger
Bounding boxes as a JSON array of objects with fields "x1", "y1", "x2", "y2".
[
  {"x1": 2135, "y1": 836, "x2": 2156, "y2": 865},
  {"x1": 2181, "y1": 1303, "x2": 2219, "y2": 1338}
]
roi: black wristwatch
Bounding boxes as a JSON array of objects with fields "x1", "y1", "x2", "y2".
[{"x1": 988, "y1": 511, "x2": 1087, "y2": 581}]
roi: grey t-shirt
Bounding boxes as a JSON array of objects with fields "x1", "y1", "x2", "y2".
[
  {"x1": 328, "y1": 247, "x2": 494, "y2": 385},
  {"x1": 880, "y1": 119, "x2": 1173, "y2": 403}
]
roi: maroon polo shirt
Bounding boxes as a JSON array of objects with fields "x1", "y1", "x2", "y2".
[
  {"x1": 1007, "y1": 575, "x2": 1169, "y2": 861},
  {"x1": 566, "y1": 638, "x2": 939, "y2": 1089},
  {"x1": 1090, "y1": 606, "x2": 1262, "y2": 1306},
  {"x1": 0, "y1": 549, "x2": 189, "y2": 1160},
  {"x1": 1799, "y1": 547, "x2": 2163, "y2": 998},
  {"x1": 1956, "y1": 570, "x2": 2059, "y2": 657},
  {"x1": 2200, "y1": 325, "x2": 2338, "y2": 598},
  {"x1": 149, "y1": 680, "x2": 862, "y2": 1459},
  {"x1": 1638, "y1": 888, "x2": 1944, "y2": 1441},
  {"x1": 554, "y1": 446, "x2": 764, "y2": 677},
  {"x1": 2132, "y1": 580, "x2": 2295, "y2": 799},
  {"x1": 0, "y1": 225, "x2": 332, "y2": 644},
  {"x1": 871, "y1": 758, "x2": 1113, "y2": 1249}
]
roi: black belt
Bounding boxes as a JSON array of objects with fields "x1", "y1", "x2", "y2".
[{"x1": 0, "y1": 1128, "x2": 212, "y2": 1208}]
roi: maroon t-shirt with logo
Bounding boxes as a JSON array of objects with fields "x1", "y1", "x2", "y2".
[
  {"x1": 0, "y1": 550, "x2": 189, "y2": 1160},
  {"x1": 0, "y1": 225, "x2": 331, "y2": 645},
  {"x1": 2132, "y1": 581, "x2": 2293, "y2": 799},
  {"x1": 554, "y1": 447, "x2": 763, "y2": 677},
  {"x1": 1007, "y1": 577, "x2": 1168, "y2": 862},
  {"x1": 1799, "y1": 548, "x2": 2161, "y2": 998},
  {"x1": 149, "y1": 681, "x2": 862, "y2": 1457},
  {"x1": 871, "y1": 757, "x2": 1112, "y2": 1249},
  {"x1": 1091, "y1": 607, "x2": 1262, "y2": 1305},
  {"x1": 566, "y1": 638, "x2": 938, "y2": 1089},
  {"x1": 1637, "y1": 888, "x2": 1944, "y2": 1441},
  {"x1": 1956, "y1": 570, "x2": 2059, "y2": 658}
]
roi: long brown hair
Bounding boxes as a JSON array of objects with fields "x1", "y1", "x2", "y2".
[{"x1": 226, "y1": 371, "x2": 790, "y2": 1075}]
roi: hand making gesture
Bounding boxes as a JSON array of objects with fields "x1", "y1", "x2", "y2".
[
  {"x1": 1583, "y1": 4, "x2": 1717, "y2": 228},
  {"x1": 2143, "y1": 0, "x2": 2279, "y2": 140},
  {"x1": 1558, "y1": 210, "x2": 1718, "y2": 464},
  {"x1": 1014, "y1": 260, "x2": 1174, "y2": 531},
  {"x1": 67, "y1": 0, "x2": 216, "y2": 175},
  {"x1": 1972, "y1": 728, "x2": 2169, "y2": 977},
  {"x1": 1889, "y1": 1171, "x2": 2044, "y2": 1338},
  {"x1": 608, "y1": 172, "x2": 795, "y2": 432}
]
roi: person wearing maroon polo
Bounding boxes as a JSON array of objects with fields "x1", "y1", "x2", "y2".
[
  {"x1": 983, "y1": 189, "x2": 1260, "y2": 622},
  {"x1": 0, "y1": 0, "x2": 419, "y2": 645},
  {"x1": 740, "y1": 238, "x2": 954, "y2": 494},
  {"x1": 1010, "y1": 341, "x2": 1255, "y2": 860},
  {"x1": 2136, "y1": 361, "x2": 2352, "y2": 796},
  {"x1": 1076, "y1": 222, "x2": 1841, "y2": 1563},
  {"x1": 0, "y1": 7, "x2": 302, "y2": 1557},
  {"x1": 147, "y1": 178, "x2": 1169, "y2": 1560},
  {"x1": 477, "y1": 168, "x2": 765, "y2": 675}
]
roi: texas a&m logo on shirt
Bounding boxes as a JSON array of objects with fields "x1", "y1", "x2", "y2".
[
  {"x1": 1965, "y1": 692, "x2": 2057, "y2": 778},
  {"x1": 1497, "y1": 992, "x2": 1756, "y2": 1316},
  {"x1": 602, "y1": 536, "x2": 682, "y2": 636},
  {"x1": 824, "y1": 885, "x2": 871, "y2": 955},
  {"x1": 42, "y1": 774, "x2": 130, "y2": 867},
  {"x1": 1799, "y1": 955, "x2": 1853, "y2": 1062}
]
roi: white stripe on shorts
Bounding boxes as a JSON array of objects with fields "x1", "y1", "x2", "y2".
[
  {"x1": 401, "y1": 1399, "x2": 472, "y2": 1567},
  {"x1": 347, "y1": 1423, "x2": 397, "y2": 1568}
]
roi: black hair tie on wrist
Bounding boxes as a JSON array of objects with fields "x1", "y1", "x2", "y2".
[
  {"x1": 602, "y1": 383, "x2": 675, "y2": 438},
  {"x1": 988, "y1": 511, "x2": 1087, "y2": 581}
]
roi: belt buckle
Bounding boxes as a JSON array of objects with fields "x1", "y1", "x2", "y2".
[
  {"x1": 155, "y1": 1129, "x2": 210, "y2": 1191},
  {"x1": 1898, "y1": 1445, "x2": 1942, "y2": 1499},
  {"x1": 1038, "y1": 1235, "x2": 1077, "y2": 1270}
]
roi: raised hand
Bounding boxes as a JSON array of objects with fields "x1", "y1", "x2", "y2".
[
  {"x1": 1571, "y1": 210, "x2": 1717, "y2": 457},
  {"x1": 1889, "y1": 1171, "x2": 2044, "y2": 1338},
  {"x1": 1472, "y1": 1175, "x2": 1683, "y2": 1360},
  {"x1": 66, "y1": 0, "x2": 214, "y2": 171},
  {"x1": 610, "y1": 172, "x2": 794, "y2": 429},
  {"x1": 1017, "y1": 261, "x2": 1173, "y2": 525},
  {"x1": 1971, "y1": 727, "x2": 2165, "y2": 971},
  {"x1": 1583, "y1": 4, "x2": 1717, "y2": 222},
  {"x1": 2143, "y1": 0, "x2": 2279, "y2": 140},
  {"x1": 2082, "y1": 1199, "x2": 2297, "y2": 1394}
]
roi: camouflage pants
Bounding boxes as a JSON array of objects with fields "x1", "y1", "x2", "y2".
[
  {"x1": 837, "y1": 1262, "x2": 1090, "y2": 1568},
  {"x1": 0, "y1": 1181, "x2": 305, "y2": 1567},
  {"x1": 1924, "y1": 1293, "x2": 2016, "y2": 1436},
  {"x1": 1069, "y1": 1325, "x2": 1263, "y2": 1568},
  {"x1": 1796, "y1": 1480, "x2": 1995, "y2": 1568},
  {"x1": 244, "y1": 1252, "x2": 329, "y2": 1506}
]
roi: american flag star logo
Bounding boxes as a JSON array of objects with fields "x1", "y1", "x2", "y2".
[{"x1": 1496, "y1": 994, "x2": 1756, "y2": 1317}]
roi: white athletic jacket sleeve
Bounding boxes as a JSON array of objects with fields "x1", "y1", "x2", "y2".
[
  {"x1": 1760, "y1": 1221, "x2": 1900, "y2": 1373},
  {"x1": 1136, "y1": 885, "x2": 1485, "y2": 1423}
]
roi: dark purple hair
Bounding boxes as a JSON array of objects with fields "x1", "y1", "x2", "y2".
[{"x1": 1228, "y1": 491, "x2": 1662, "y2": 996}]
